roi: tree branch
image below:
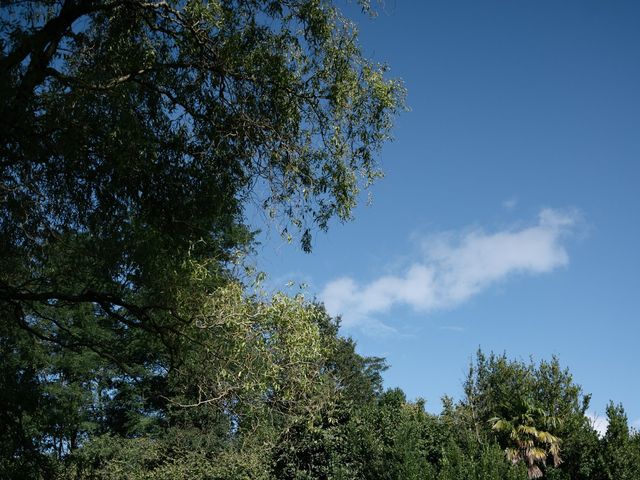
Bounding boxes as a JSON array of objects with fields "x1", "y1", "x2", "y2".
[{"x1": 0, "y1": 0, "x2": 113, "y2": 73}]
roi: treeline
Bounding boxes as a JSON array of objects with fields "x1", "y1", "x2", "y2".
[{"x1": 3, "y1": 284, "x2": 640, "y2": 479}]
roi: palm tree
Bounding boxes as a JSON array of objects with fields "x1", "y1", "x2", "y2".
[{"x1": 489, "y1": 398, "x2": 562, "y2": 479}]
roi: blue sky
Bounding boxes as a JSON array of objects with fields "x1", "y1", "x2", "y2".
[{"x1": 255, "y1": 0, "x2": 640, "y2": 431}]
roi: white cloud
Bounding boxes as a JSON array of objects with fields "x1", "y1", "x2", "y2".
[
  {"x1": 586, "y1": 411, "x2": 609, "y2": 437},
  {"x1": 320, "y1": 208, "x2": 579, "y2": 329},
  {"x1": 632, "y1": 418, "x2": 640, "y2": 431}
]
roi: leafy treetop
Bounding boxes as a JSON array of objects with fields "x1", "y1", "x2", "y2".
[{"x1": 0, "y1": 0, "x2": 404, "y2": 349}]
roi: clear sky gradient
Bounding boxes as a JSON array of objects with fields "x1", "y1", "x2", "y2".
[{"x1": 254, "y1": 0, "x2": 640, "y2": 430}]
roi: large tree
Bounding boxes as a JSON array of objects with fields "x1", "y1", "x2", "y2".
[
  {"x1": 0, "y1": 1, "x2": 403, "y2": 476},
  {"x1": 0, "y1": 0, "x2": 404, "y2": 346},
  {"x1": 460, "y1": 351, "x2": 593, "y2": 479}
]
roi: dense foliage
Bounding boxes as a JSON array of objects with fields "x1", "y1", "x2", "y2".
[
  {"x1": 0, "y1": 0, "x2": 405, "y2": 406},
  {"x1": 2, "y1": 1, "x2": 639, "y2": 479}
]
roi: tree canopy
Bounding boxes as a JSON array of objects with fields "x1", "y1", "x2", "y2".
[
  {"x1": 1, "y1": 0, "x2": 405, "y2": 337},
  {"x1": 1, "y1": 1, "x2": 405, "y2": 477}
]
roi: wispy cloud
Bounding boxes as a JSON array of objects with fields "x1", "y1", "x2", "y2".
[
  {"x1": 320, "y1": 208, "x2": 579, "y2": 329},
  {"x1": 586, "y1": 411, "x2": 609, "y2": 437},
  {"x1": 439, "y1": 325, "x2": 465, "y2": 332},
  {"x1": 503, "y1": 197, "x2": 518, "y2": 210}
]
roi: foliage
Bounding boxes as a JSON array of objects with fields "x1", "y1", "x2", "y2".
[
  {"x1": 489, "y1": 398, "x2": 562, "y2": 478},
  {"x1": 457, "y1": 350, "x2": 608, "y2": 479},
  {"x1": 270, "y1": 309, "x2": 388, "y2": 480},
  {"x1": 595, "y1": 403, "x2": 640, "y2": 480},
  {"x1": 1, "y1": 0, "x2": 403, "y2": 454},
  {"x1": 0, "y1": 277, "x2": 346, "y2": 478},
  {"x1": 1, "y1": 1, "x2": 403, "y2": 477},
  {"x1": 435, "y1": 440, "x2": 527, "y2": 480},
  {"x1": 462, "y1": 350, "x2": 589, "y2": 429}
]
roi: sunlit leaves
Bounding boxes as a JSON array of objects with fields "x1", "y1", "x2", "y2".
[{"x1": 158, "y1": 279, "x2": 340, "y2": 451}]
